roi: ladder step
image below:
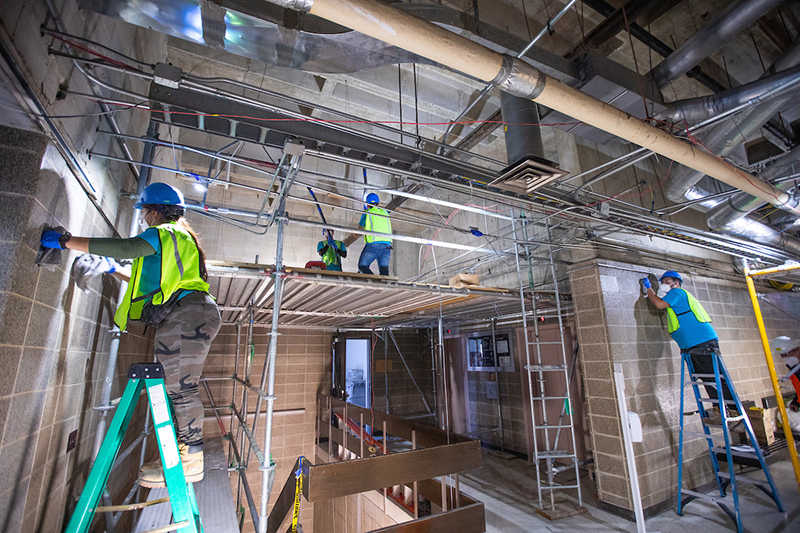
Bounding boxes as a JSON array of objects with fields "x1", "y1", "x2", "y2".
[
  {"x1": 711, "y1": 446, "x2": 757, "y2": 459},
  {"x1": 531, "y1": 396, "x2": 570, "y2": 401},
  {"x1": 683, "y1": 430, "x2": 726, "y2": 441},
  {"x1": 526, "y1": 341, "x2": 565, "y2": 345},
  {"x1": 681, "y1": 489, "x2": 731, "y2": 506},
  {"x1": 97, "y1": 497, "x2": 170, "y2": 513},
  {"x1": 696, "y1": 398, "x2": 738, "y2": 405},
  {"x1": 542, "y1": 484, "x2": 580, "y2": 490},
  {"x1": 691, "y1": 373, "x2": 728, "y2": 380},
  {"x1": 688, "y1": 380, "x2": 717, "y2": 388},
  {"x1": 535, "y1": 451, "x2": 574, "y2": 458},
  {"x1": 717, "y1": 472, "x2": 772, "y2": 487},
  {"x1": 525, "y1": 364, "x2": 566, "y2": 371},
  {"x1": 534, "y1": 424, "x2": 574, "y2": 429}
]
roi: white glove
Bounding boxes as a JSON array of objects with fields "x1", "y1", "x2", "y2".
[{"x1": 72, "y1": 253, "x2": 121, "y2": 290}]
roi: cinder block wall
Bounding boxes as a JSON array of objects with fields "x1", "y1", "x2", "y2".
[
  {"x1": 201, "y1": 325, "x2": 332, "y2": 533},
  {"x1": 371, "y1": 329, "x2": 435, "y2": 420},
  {"x1": 0, "y1": 126, "x2": 153, "y2": 532},
  {"x1": 569, "y1": 259, "x2": 800, "y2": 515}
]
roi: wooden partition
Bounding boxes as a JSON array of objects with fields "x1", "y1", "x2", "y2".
[{"x1": 265, "y1": 395, "x2": 485, "y2": 533}]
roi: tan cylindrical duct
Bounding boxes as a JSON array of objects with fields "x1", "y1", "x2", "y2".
[{"x1": 272, "y1": 0, "x2": 800, "y2": 216}]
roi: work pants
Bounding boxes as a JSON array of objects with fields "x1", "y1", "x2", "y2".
[
  {"x1": 154, "y1": 291, "x2": 221, "y2": 448},
  {"x1": 358, "y1": 241, "x2": 392, "y2": 276}
]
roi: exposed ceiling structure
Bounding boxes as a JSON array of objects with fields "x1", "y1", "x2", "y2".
[{"x1": 9, "y1": 0, "x2": 800, "y2": 273}]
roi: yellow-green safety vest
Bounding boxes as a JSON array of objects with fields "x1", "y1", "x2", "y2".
[
  {"x1": 666, "y1": 289, "x2": 711, "y2": 333},
  {"x1": 363, "y1": 206, "x2": 392, "y2": 244},
  {"x1": 114, "y1": 222, "x2": 209, "y2": 330}
]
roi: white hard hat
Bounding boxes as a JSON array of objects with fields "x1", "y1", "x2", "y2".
[{"x1": 772, "y1": 336, "x2": 800, "y2": 356}]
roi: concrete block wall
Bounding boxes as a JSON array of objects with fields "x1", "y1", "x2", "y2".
[
  {"x1": 569, "y1": 258, "x2": 800, "y2": 515},
  {"x1": 313, "y1": 490, "x2": 405, "y2": 532},
  {"x1": 371, "y1": 329, "x2": 435, "y2": 420},
  {"x1": 0, "y1": 126, "x2": 154, "y2": 532},
  {"x1": 201, "y1": 325, "x2": 332, "y2": 533}
]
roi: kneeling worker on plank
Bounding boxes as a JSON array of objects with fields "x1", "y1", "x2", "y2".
[{"x1": 317, "y1": 229, "x2": 347, "y2": 271}]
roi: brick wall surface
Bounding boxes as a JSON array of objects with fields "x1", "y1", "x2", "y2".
[
  {"x1": 201, "y1": 324, "x2": 332, "y2": 533},
  {"x1": 0, "y1": 126, "x2": 153, "y2": 533},
  {"x1": 570, "y1": 259, "x2": 800, "y2": 512}
]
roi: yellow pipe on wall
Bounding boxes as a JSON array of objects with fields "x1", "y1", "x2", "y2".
[
  {"x1": 747, "y1": 263, "x2": 800, "y2": 278},
  {"x1": 744, "y1": 262, "x2": 800, "y2": 493}
]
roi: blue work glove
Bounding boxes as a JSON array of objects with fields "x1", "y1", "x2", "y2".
[
  {"x1": 640, "y1": 278, "x2": 651, "y2": 289},
  {"x1": 102, "y1": 257, "x2": 119, "y2": 274},
  {"x1": 41, "y1": 230, "x2": 69, "y2": 249}
]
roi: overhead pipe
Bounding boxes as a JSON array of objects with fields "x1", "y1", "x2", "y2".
[
  {"x1": 659, "y1": 63, "x2": 800, "y2": 123},
  {"x1": 665, "y1": 39, "x2": 800, "y2": 202},
  {"x1": 266, "y1": 0, "x2": 800, "y2": 218},
  {"x1": 648, "y1": 0, "x2": 787, "y2": 88},
  {"x1": 706, "y1": 146, "x2": 800, "y2": 229}
]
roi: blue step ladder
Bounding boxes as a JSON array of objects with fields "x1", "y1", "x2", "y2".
[
  {"x1": 65, "y1": 363, "x2": 203, "y2": 533},
  {"x1": 677, "y1": 351, "x2": 783, "y2": 532}
]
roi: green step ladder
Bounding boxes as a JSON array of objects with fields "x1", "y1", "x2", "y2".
[{"x1": 66, "y1": 363, "x2": 203, "y2": 533}]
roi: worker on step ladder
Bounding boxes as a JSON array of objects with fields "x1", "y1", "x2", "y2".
[
  {"x1": 41, "y1": 182, "x2": 221, "y2": 488},
  {"x1": 641, "y1": 270, "x2": 783, "y2": 532},
  {"x1": 642, "y1": 271, "x2": 740, "y2": 428}
]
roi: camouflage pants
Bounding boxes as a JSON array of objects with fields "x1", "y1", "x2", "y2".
[{"x1": 154, "y1": 291, "x2": 221, "y2": 447}]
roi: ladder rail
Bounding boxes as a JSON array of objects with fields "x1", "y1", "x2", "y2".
[
  {"x1": 513, "y1": 212, "x2": 583, "y2": 511},
  {"x1": 512, "y1": 212, "x2": 543, "y2": 508},
  {"x1": 65, "y1": 365, "x2": 203, "y2": 533},
  {"x1": 677, "y1": 352, "x2": 784, "y2": 533}
]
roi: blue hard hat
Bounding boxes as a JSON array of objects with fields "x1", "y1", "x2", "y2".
[
  {"x1": 134, "y1": 183, "x2": 185, "y2": 208},
  {"x1": 366, "y1": 193, "x2": 380, "y2": 205},
  {"x1": 660, "y1": 270, "x2": 683, "y2": 283}
]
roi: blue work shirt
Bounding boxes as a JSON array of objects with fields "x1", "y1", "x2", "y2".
[{"x1": 662, "y1": 288, "x2": 718, "y2": 350}]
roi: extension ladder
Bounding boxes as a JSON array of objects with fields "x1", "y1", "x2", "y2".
[
  {"x1": 512, "y1": 213, "x2": 582, "y2": 511},
  {"x1": 65, "y1": 363, "x2": 203, "y2": 533},
  {"x1": 677, "y1": 351, "x2": 783, "y2": 532}
]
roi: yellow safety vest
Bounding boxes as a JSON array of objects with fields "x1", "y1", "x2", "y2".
[
  {"x1": 114, "y1": 222, "x2": 209, "y2": 330},
  {"x1": 363, "y1": 206, "x2": 392, "y2": 244},
  {"x1": 666, "y1": 289, "x2": 711, "y2": 333}
]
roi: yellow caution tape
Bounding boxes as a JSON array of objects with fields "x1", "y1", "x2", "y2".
[{"x1": 291, "y1": 458, "x2": 304, "y2": 533}]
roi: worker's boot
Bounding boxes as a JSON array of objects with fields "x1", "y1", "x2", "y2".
[{"x1": 138, "y1": 443, "x2": 204, "y2": 488}]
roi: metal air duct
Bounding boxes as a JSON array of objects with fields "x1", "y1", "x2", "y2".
[
  {"x1": 264, "y1": 0, "x2": 800, "y2": 219},
  {"x1": 659, "y1": 63, "x2": 800, "y2": 124},
  {"x1": 665, "y1": 39, "x2": 800, "y2": 202},
  {"x1": 705, "y1": 146, "x2": 800, "y2": 229},
  {"x1": 648, "y1": 0, "x2": 787, "y2": 88}
]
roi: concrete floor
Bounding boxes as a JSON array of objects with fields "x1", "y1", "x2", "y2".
[{"x1": 459, "y1": 449, "x2": 800, "y2": 532}]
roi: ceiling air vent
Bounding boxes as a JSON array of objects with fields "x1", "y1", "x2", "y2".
[{"x1": 489, "y1": 156, "x2": 567, "y2": 195}]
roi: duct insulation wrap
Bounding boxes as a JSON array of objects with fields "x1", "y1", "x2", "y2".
[
  {"x1": 500, "y1": 92, "x2": 544, "y2": 165},
  {"x1": 718, "y1": 217, "x2": 800, "y2": 258}
]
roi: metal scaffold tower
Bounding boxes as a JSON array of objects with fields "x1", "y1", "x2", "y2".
[{"x1": 512, "y1": 211, "x2": 583, "y2": 514}]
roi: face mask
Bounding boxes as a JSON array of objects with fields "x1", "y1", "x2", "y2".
[
  {"x1": 657, "y1": 283, "x2": 672, "y2": 298},
  {"x1": 139, "y1": 212, "x2": 151, "y2": 231}
]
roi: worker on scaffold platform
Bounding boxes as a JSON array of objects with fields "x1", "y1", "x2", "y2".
[{"x1": 358, "y1": 193, "x2": 393, "y2": 276}]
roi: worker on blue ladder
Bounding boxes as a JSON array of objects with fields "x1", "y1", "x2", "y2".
[
  {"x1": 358, "y1": 193, "x2": 392, "y2": 276},
  {"x1": 41, "y1": 182, "x2": 221, "y2": 488},
  {"x1": 641, "y1": 270, "x2": 742, "y2": 430}
]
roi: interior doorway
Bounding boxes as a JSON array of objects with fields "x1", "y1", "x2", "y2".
[{"x1": 345, "y1": 338, "x2": 370, "y2": 409}]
